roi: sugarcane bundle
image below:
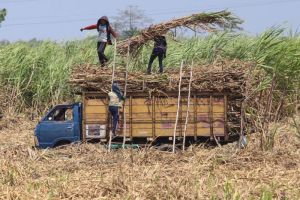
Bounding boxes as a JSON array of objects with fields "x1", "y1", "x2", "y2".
[
  {"x1": 69, "y1": 60, "x2": 249, "y2": 95},
  {"x1": 117, "y1": 10, "x2": 242, "y2": 55}
]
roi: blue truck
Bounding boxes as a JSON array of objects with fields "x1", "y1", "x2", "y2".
[{"x1": 34, "y1": 92, "x2": 240, "y2": 148}]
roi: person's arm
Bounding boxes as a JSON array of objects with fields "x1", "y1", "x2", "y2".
[
  {"x1": 80, "y1": 24, "x2": 97, "y2": 31},
  {"x1": 162, "y1": 36, "x2": 167, "y2": 47},
  {"x1": 163, "y1": 36, "x2": 167, "y2": 58},
  {"x1": 109, "y1": 26, "x2": 119, "y2": 38}
]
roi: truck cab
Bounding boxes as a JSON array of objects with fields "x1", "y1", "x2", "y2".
[{"x1": 34, "y1": 103, "x2": 82, "y2": 148}]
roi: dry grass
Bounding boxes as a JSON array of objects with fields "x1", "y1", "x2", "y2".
[{"x1": 0, "y1": 116, "x2": 300, "y2": 200}]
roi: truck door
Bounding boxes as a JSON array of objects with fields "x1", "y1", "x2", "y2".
[{"x1": 37, "y1": 105, "x2": 77, "y2": 148}]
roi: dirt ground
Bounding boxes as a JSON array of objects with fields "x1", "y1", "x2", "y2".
[{"x1": 0, "y1": 115, "x2": 300, "y2": 200}]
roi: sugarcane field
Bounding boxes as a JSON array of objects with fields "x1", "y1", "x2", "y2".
[{"x1": 1, "y1": 1, "x2": 300, "y2": 200}]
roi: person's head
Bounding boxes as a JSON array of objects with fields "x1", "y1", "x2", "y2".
[
  {"x1": 112, "y1": 82, "x2": 123, "y2": 100},
  {"x1": 98, "y1": 16, "x2": 109, "y2": 25},
  {"x1": 112, "y1": 81, "x2": 119, "y2": 88},
  {"x1": 97, "y1": 16, "x2": 109, "y2": 32},
  {"x1": 99, "y1": 19, "x2": 106, "y2": 25}
]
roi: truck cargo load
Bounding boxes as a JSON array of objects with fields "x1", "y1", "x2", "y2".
[{"x1": 72, "y1": 61, "x2": 247, "y2": 142}]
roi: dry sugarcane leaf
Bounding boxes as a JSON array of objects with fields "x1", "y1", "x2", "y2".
[{"x1": 117, "y1": 10, "x2": 243, "y2": 55}]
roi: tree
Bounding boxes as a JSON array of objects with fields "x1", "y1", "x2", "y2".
[
  {"x1": 112, "y1": 6, "x2": 152, "y2": 39},
  {"x1": 0, "y1": 9, "x2": 7, "y2": 26}
]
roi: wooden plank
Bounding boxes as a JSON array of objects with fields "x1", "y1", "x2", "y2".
[
  {"x1": 82, "y1": 93, "x2": 228, "y2": 139},
  {"x1": 85, "y1": 106, "x2": 107, "y2": 114},
  {"x1": 209, "y1": 95, "x2": 213, "y2": 140},
  {"x1": 152, "y1": 96, "x2": 156, "y2": 138},
  {"x1": 82, "y1": 93, "x2": 86, "y2": 142},
  {"x1": 197, "y1": 98, "x2": 209, "y2": 105},
  {"x1": 194, "y1": 95, "x2": 197, "y2": 139},
  {"x1": 196, "y1": 127, "x2": 210, "y2": 136},
  {"x1": 86, "y1": 99, "x2": 107, "y2": 106},
  {"x1": 132, "y1": 106, "x2": 152, "y2": 113},
  {"x1": 130, "y1": 113, "x2": 152, "y2": 121},
  {"x1": 179, "y1": 97, "x2": 183, "y2": 137},
  {"x1": 224, "y1": 95, "x2": 229, "y2": 141},
  {"x1": 210, "y1": 128, "x2": 224, "y2": 136},
  {"x1": 130, "y1": 96, "x2": 133, "y2": 140},
  {"x1": 213, "y1": 112, "x2": 225, "y2": 118},
  {"x1": 105, "y1": 97, "x2": 110, "y2": 140},
  {"x1": 181, "y1": 124, "x2": 195, "y2": 136}
]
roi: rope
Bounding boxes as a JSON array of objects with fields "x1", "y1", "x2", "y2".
[
  {"x1": 172, "y1": 60, "x2": 184, "y2": 153},
  {"x1": 182, "y1": 61, "x2": 193, "y2": 151},
  {"x1": 108, "y1": 40, "x2": 117, "y2": 152},
  {"x1": 122, "y1": 43, "x2": 130, "y2": 149}
]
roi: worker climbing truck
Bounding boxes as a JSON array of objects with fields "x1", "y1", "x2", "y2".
[{"x1": 34, "y1": 63, "x2": 245, "y2": 148}]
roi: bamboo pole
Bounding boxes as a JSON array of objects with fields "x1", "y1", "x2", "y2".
[
  {"x1": 182, "y1": 61, "x2": 193, "y2": 151},
  {"x1": 239, "y1": 102, "x2": 244, "y2": 148},
  {"x1": 122, "y1": 43, "x2": 130, "y2": 149},
  {"x1": 173, "y1": 60, "x2": 184, "y2": 153},
  {"x1": 108, "y1": 40, "x2": 117, "y2": 152}
]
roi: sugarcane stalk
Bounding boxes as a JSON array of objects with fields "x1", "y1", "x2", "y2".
[
  {"x1": 173, "y1": 60, "x2": 184, "y2": 153},
  {"x1": 182, "y1": 61, "x2": 193, "y2": 151}
]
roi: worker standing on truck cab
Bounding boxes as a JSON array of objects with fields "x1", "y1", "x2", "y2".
[
  {"x1": 147, "y1": 35, "x2": 167, "y2": 74},
  {"x1": 80, "y1": 16, "x2": 118, "y2": 66},
  {"x1": 108, "y1": 82, "x2": 125, "y2": 136}
]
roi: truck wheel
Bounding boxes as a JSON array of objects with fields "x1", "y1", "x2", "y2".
[
  {"x1": 54, "y1": 140, "x2": 71, "y2": 148},
  {"x1": 157, "y1": 144, "x2": 178, "y2": 152}
]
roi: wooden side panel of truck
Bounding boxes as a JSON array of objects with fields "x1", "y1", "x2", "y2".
[{"x1": 82, "y1": 92, "x2": 229, "y2": 141}]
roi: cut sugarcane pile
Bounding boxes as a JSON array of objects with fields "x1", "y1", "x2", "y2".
[
  {"x1": 117, "y1": 11, "x2": 242, "y2": 55},
  {"x1": 69, "y1": 60, "x2": 250, "y2": 95}
]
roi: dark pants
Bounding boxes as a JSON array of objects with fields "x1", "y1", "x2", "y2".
[
  {"x1": 109, "y1": 106, "x2": 119, "y2": 135},
  {"x1": 97, "y1": 42, "x2": 108, "y2": 64},
  {"x1": 147, "y1": 48, "x2": 165, "y2": 73}
]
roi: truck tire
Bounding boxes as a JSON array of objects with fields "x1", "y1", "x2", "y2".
[
  {"x1": 157, "y1": 144, "x2": 178, "y2": 152},
  {"x1": 54, "y1": 140, "x2": 71, "y2": 148}
]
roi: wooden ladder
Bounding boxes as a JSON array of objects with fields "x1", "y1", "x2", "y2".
[
  {"x1": 172, "y1": 60, "x2": 184, "y2": 153},
  {"x1": 122, "y1": 43, "x2": 130, "y2": 149},
  {"x1": 182, "y1": 61, "x2": 193, "y2": 151}
]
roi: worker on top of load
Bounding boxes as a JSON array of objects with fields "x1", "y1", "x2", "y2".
[
  {"x1": 108, "y1": 82, "x2": 125, "y2": 136},
  {"x1": 80, "y1": 16, "x2": 118, "y2": 66},
  {"x1": 147, "y1": 35, "x2": 167, "y2": 74}
]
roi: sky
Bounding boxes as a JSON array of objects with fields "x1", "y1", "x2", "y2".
[{"x1": 0, "y1": 0, "x2": 300, "y2": 41}]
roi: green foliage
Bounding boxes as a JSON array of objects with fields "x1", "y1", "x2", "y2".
[
  {"x1": 223, "y1": 181, "x2": 241, "y2": 200},
  {"x1": 0, "y1": 28, "x2": 299, "y2": 112},
  {"x1": 260, "y1": 188, "x2": 274, "y2": 200},
  {"x1": 253, "y1": 28, "x2": 300, "y2": 91},
  {"x1": 120, "y1": 28, "x2": 141, "y2": 39},
  {"x1": 0, "y1": 37, "x2": 97, "y2": 111},
  {"x1": 0, "y1": 8, "x2": 7, "y2": 26}
]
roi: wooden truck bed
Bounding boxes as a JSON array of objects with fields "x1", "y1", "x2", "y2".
[{"x1": 82, "y1": 92, "x2": 237, "y2": 142}]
